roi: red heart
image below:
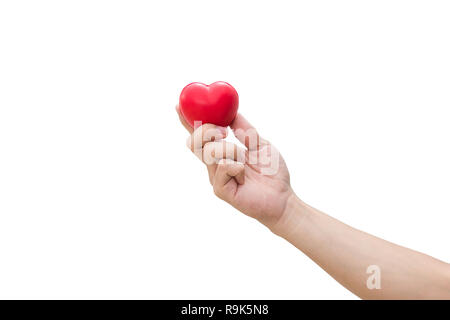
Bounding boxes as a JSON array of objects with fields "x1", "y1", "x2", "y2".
[{"x1": 179, "y1": 81, "x2": 239, "y2": 128}]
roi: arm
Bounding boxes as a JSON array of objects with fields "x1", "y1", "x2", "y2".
[
  {"x1": 274, "y1": 195, "x2": 450, "y2": 299},
  {"x1": 176, "y1": 106, "x2": 450, "y2": 299}
]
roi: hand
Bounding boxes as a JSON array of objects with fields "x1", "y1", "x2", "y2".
[{"x1": 177, "y1": 105, "x2": 294, "y2": 230}]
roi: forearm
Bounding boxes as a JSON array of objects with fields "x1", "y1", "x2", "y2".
[{"x1": 271, "y1": 194, "x2": 450, "y2": 299}]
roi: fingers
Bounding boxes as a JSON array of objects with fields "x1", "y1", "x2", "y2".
[
  {"x1": 204, "y1": 142, "x2": 244, "y2": 184},
  {"x1": 183, "y1": 119, "x2": 239, "y2": 187},
  {"x1": 203, "y1": 141, "x2": 246, "y2": 166},
  {"x1": 230, "y1": 113, "x2": 266, "y2": 150},
  {"x1": 206, "y1": 164, "x2": 216, "y2": 185},
  {"x1": 186, "y1": 124, "x2": 228, "y2": 159},
  {"x1": 178, "y1": 107, "x2": 267, "y2": 152},
  {"x1": 213, "y1": 159, "x2": 245, "y2": 201},
  {"x1": 176, "y1": 104, "x2": 194, "y2": 134}
]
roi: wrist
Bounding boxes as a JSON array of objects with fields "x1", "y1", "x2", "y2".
[{"x1": 269, "y1": 192, "x2": 311, "y2": 239}]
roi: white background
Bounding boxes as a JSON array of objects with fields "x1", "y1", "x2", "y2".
[{"x1": 0, "y1": 1, "x2": 449, "y2": 299}]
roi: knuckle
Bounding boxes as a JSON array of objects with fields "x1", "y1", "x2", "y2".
[
  {"x1": 186, "y1": 137, "x2": 192, "y2": 150},
  {"x1": 203, "y1": 143, "x2": 216, "y2": 165},
  {"x1": 203, "y1": 141, "x2": 214, "y2": 153},
  {"x1": 213, "y1": 184, "x2": 222, "y2": 198},
  {"x1": 217, "y1": 160, "x2": 227, "y2": 168},
  {"x1": 208, "y1": 174, "x2": 214, "y2": 185}
]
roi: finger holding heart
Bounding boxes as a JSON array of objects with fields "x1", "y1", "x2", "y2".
[{"x1": 177, "y1": 81, "x2": 244, "y2": 185}]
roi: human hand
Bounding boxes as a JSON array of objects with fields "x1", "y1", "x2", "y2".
[{"x1": 176, "y1": 105, "x2": 294, "y2": 230}]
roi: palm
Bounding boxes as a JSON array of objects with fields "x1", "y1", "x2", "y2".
[{"x1": 232, "y1": 144, "x2": 292, "y2": 226}]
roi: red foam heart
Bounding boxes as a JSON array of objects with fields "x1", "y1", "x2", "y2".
[{"x1": 179, "y1": 81, "x2": 239, "y2": 128}]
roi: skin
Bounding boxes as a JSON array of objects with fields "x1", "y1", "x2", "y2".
[{"x1": 176, "y1": 106, "x2": 450, "y2": 299}]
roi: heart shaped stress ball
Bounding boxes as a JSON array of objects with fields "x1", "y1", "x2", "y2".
[{"x1": 179, "y1": 81, "x2": 239, "y2": 127}]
